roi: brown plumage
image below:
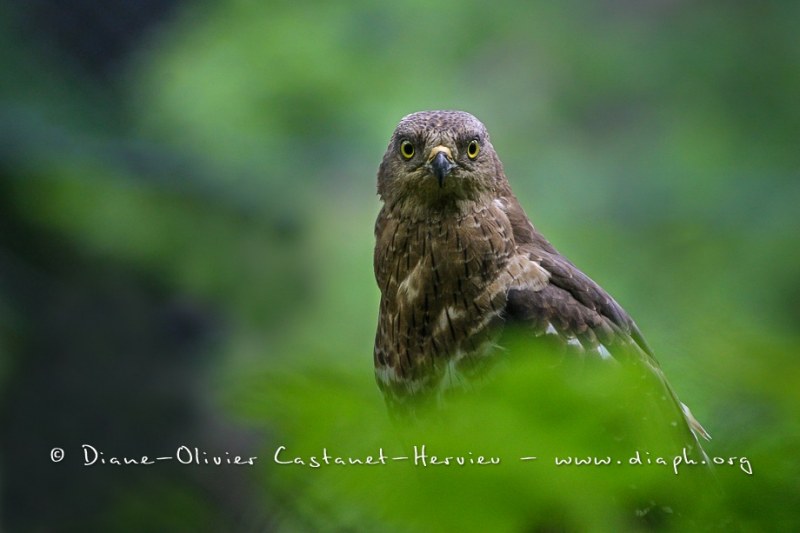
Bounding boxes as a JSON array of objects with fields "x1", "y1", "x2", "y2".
[{"x1": 373, "y1": 110, "x2": 709, "y2": 451}]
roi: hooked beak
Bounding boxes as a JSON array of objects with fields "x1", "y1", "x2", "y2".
[{"x1": 427, "y1": 145, "x2": 454, "y2": 187}]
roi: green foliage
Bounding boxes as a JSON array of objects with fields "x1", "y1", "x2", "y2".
[{"x1": 233, "y1": 342, "x2": 754, "y2": 532}]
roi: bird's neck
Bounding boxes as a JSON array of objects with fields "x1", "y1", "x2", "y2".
[{"x1": 387, "y1": 191, "x2": 495, "y2": 223}]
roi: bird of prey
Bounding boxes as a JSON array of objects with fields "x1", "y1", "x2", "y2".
[{"x1": 373, "y1": 110, "x2": 709, "y2": 452}]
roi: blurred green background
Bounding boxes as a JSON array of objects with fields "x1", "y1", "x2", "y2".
[{"x1": 1, "y1": 1, "x2": 798, "y2": 531}]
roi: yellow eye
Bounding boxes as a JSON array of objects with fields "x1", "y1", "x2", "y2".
[
  {"x1": 400, "y1": 140, "x2": 415, "y2": 159},
  {"x1": 467, "y1": 139, "x2": 480, "y2": 159}
]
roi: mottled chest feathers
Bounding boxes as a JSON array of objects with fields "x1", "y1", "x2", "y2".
[{"x1": 374, "y1": 203, "x2": 549, "y2": 402}]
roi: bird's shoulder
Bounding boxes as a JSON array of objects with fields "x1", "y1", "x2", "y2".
[{"x1": 494, "y1": 190, "x2": 652, "y2": 358}]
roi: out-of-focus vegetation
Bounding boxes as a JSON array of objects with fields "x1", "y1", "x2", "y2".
[{"x1": 1, "y1": 1, "x2": 798, "y2": 531}]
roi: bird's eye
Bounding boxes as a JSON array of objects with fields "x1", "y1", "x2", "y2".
[
  {"x1": 400, "y1": 140, "x2": 415, "y2": 159},
  {"x1": 467, "y1": 139, "x2": 480, "y2": 159}
]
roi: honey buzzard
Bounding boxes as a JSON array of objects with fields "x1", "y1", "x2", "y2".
[{"x1": 373, "y1": 110, "x2": 708, "y2": 450}]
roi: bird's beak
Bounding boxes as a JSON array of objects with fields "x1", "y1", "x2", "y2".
[{"x1": 427, "y1": 146, "x2": 454, "y2": 187}]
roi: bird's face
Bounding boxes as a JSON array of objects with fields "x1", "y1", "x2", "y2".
[{"x1": 378, "y1": 111, "x2": 502, "y2": 213}]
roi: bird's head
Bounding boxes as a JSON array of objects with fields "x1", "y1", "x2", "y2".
[{"x1": 377, "y1": 110, "x2": 504, "y2": 215}]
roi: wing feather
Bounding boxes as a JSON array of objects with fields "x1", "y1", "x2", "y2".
[{"x1": 497, "y1": 192, "x2": 709, "y2": 448}]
